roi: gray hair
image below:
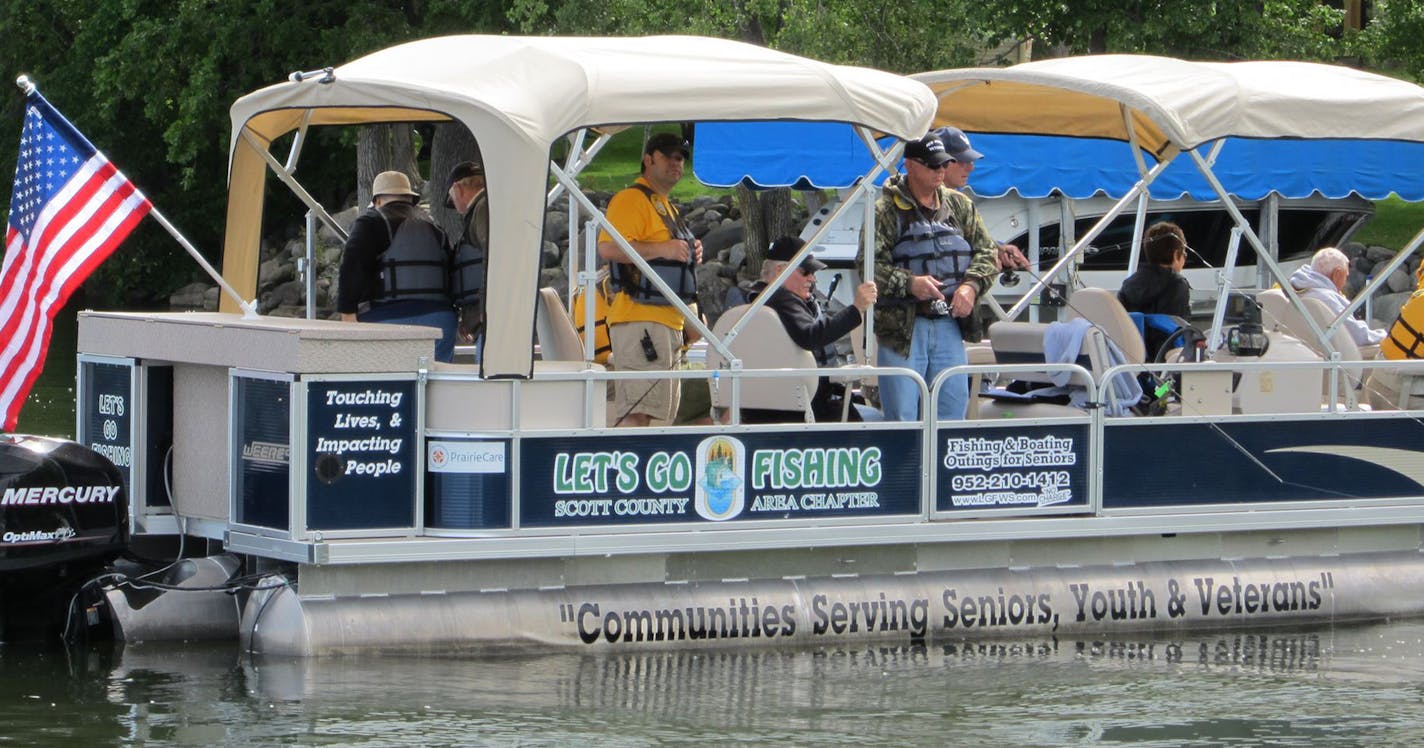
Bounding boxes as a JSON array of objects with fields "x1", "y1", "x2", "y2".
[
  {"x1": 1310, "y1": 246, "x2": 1348, "y2": 277},
  {"x1": 760, "y1": 259, "x2": 789, "y2": 282}
]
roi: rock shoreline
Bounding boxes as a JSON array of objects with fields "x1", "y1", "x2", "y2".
[
  {"x1": 169, "y1": 202, "x2": 1415, "y2": 333},
  {"x1": 170, "y1": 191, "x2": 768, "y2": 326}
]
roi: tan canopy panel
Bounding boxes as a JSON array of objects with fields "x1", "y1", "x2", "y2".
[
  {"x1": 917, "y1": 55, "x2": 1424, "y2": 158},
  {"x1": 222, "y1": 35, "x2": 936, "y2": 378}
]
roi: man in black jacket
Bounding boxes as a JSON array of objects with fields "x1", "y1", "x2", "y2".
[
  {"x1": 337, "y1": 171, "x2": 457, "y2": 361},
  {"x1": 740, "y1": 237, "x2": 876, "y2": 422}
]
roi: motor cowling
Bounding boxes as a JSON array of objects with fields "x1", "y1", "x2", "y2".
[
  {"x1": 0, "y1": 434, "x2": 128, "y2": 577},
  {"x1": 0, "y1": 435, "x2": 129, "y2": 642}
]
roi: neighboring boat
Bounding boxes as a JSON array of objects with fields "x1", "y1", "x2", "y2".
[{"x1": 54, "y1": 40, "x2": 1424, "y2": 655}]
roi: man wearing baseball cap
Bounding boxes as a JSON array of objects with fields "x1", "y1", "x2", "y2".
[
  {"x1": 870, "y1": 134, "x2": 998, "y2": 421},
  {"x1": 596, "y1": 131, "x2": 703, "y2": 427},
  {"x1": 446, "y1": 160, "x2": 488, "y2": 351},
  {"x1": 337, "y1": 170, "x2": 458, "y2": 361},
  {"x1": 936, "y1": 126, "x2": 1029, "y2": 273},
  {"x1": 738, "y1": 236, "x2": 876, "y2": 423}
]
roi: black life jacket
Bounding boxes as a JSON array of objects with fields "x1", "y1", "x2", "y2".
[
  {"x1": 450, "y1": 193, "x2": 487, "y2": 308},
  {"x1": 889, "y1": 194, "x2": 973, "y2": 286},
  {"x1": 608, "y1": 184, "x2": 698, "y2": 306},
  {"x1": 373, "y1": 202, "x2": 451, "y2": 304}
]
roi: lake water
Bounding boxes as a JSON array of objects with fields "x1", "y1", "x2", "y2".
[
  {"x1": 12, "y1": 310, "x2": 1424, "y2": 745},
  {"x1": 4, "y1": 623, "x2": 1424, "y2": 746}
]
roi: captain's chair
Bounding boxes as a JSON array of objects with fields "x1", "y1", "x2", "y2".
[
  {"x1": 705, "y1": 304, "x2": 819, "y2": 422},
  {"x1": 535, "y1": 287, "x2": 592, "y2": 363},
  {"x1": 1066, "y1": 287, "x2": 1148, "y2": 365},
  {"x1": 1258, "y1": 287, "x2": 1376, "y2": 401}
]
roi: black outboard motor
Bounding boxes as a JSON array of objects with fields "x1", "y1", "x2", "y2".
[{"x1": 0, "y1": 434, "x2": 128, "y2": 641}]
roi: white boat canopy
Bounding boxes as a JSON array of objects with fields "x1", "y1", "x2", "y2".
[
  {"x1": 918, "y1": 55, "x2": 1424, "y2": 337},
  {"x1": 220, "y1": 34, "x2": 936, "y2": 378},
  {"x1": 918, "y1": 55, "x2": 1424, "y2": 156}
]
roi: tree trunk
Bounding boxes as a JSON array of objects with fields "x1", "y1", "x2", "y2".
[
  {"x1": 737, "y1": 185, "x2": 797, "y2": 283},
  {"x1": 429, "y1": 123, "x2": 483, "y2": 239},
  {"x1": 356, "y1": 125, "x2": 419, "y2": 208}
]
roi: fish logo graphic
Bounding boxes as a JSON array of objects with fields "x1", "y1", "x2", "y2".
[{"x1": 694, "y1": 436, "x2": 745, "y2": 521}]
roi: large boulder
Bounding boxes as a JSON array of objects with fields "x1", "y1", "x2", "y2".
[{"x1": 168, "y1": 281, "x2": 210, "y2": 310}]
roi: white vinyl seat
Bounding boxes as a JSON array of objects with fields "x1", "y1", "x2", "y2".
[
  {"x1": 978, "y1": 320, "x2": 1111, "y2": 418},
  {"x1": 535, "y1": 287, "x2": 592, "y2": 363},
  {"x1": 705, "y1": 304, "x2": 819, "y2": 421},
  {"x1": 1257, "y1": 288, "x2": 1376, "y2": 397},
  {"x1": 1258, "y1": 288, "x2": 1372, "y2": 358},
  {"x1": 1066, "y1": 287, "x2": 1148, "y2": 365}
]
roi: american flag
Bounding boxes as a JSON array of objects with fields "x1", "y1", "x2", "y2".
[{"x1": 2, "y1": 92, "x2": 151, "y2": 432}]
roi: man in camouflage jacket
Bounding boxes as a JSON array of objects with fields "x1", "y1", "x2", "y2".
[{"x1": 872, "y1": 134, "x2": 998, "y2": 421}]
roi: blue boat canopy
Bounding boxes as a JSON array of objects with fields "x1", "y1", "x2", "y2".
[
  {"x1": 694, "y1": 56, "x2": 1424, "y2": 202},
  {"x1": 693, "y1": 126, "x2": 1424, "y2": 202}
]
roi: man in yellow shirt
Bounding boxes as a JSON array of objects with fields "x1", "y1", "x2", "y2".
[{"x1": 597, "y1": 132, "x2": 703, "y2": 426}]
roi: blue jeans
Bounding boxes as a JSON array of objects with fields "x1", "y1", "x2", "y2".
[
  {"x1": 876, "y1": 315, "x2": 967, "y2": 422},
  {"x1": 360, "y1": 303, "x2": 458, "y2": 363}
]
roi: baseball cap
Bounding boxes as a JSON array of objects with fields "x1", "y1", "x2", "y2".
[
  {"x1": 934, "y1": 126, "x2": 983, "y2": 162},
  {"x1": 447, "y1": 161, "x2": 484, "y2": 183},
  {"x1": 902, "y1": 134, "x2": 952, "y2": 168},
  {"x1": 644, "y1": 132, "x2": 691, "y2": 159},
  {"x1": 443, "y1": 161, "x2": 484, "y2": 209},
  {"x1": 767, "y1": 236, "x2": 827, "y2": 272}
]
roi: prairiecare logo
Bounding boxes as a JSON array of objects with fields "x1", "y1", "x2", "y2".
[
  {"x1": 694, "y1": 436, "x2": 745, "y2": 521},
  {"x1": 427, "y1": 441, "x2": 505, "y2": 474}
]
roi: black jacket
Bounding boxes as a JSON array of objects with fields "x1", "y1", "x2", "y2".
[
  {"x1": 337, "y1": 201, "x2": 436, "y2": 315},
  {"x1": 739, "y1": 282, "x2": 864, "y2": 423},
  {"x1": 1117, "y1": 264, "x2": 1191, "y2": 318}
]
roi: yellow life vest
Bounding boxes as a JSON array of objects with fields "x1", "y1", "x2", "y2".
[
  {"x1": 571, "y1": 274, "x2": 613, "y2": 365},
  {"x1": 1383, "y1": 265, "x2": 1424, "y2": 360}
]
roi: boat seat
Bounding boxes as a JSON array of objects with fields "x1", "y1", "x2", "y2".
[
  {"x1": 1257, "y1": 288, "x2": 1376, "y2": 399},
  {"x1": 535, "y1": 287, "x2": 592, "y2": 363},
  {"x1": 1066, "y1": 287, "x2": 1147, "y2": 365},
  {"x1": 705, "y1": 304, "x2": 819, "y2": 421},
  {"x1": 979, "y1": 320, "x2": 1106, "y2": 418}
]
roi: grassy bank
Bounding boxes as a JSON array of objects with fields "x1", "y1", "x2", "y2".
[
  {"x1": 1353, "y1": 195, "x2": 1424, "y2": 251},
  {"x1": 559, "y1": 127, "x2": 732, "y2": 201}
]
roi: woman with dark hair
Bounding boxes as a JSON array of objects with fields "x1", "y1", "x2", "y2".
[{"x1": 1118, "y1": 221, "x2": 1191, "y2": 318}]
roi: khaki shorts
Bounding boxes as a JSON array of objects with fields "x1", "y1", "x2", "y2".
[{"x1": 610, "y1": 321, "x2": 681, "y2": 423}]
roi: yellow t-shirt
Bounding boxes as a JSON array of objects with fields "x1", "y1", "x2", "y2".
[{"x1": 598, "y1": 178, "x2": 686, "y2": 330}]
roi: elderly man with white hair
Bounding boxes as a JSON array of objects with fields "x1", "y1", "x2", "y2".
[{"x1": 1287, "y1": 246, "x2": 1385, "y2": 347}]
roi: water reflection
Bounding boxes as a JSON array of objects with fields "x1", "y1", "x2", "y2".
[{"x1": 6, "y1": 623, "x2": 1424, "y2": 745}]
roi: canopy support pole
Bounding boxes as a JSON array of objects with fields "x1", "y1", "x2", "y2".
[
  {"x1": 721, "y1": 128, "x2": 901, "y2": 348},
  {"x1": 546, "y1": 161, "x2": 731, "y2": 362},
  {"x1": 1006, "y1": 149, "x2": 1178, "y2": 320},
  {"x1": 240, "y1": 129, "x2": 348, "y2": 244},
  {"x1": 1187, "y1": 148, "x2": 1336, "y2": 355}
]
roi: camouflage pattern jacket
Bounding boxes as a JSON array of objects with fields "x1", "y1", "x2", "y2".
[{"x1": 872, "y1": 174, "x2": 998, "y2": 355}]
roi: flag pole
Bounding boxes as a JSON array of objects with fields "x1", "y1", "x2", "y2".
[{"x1": 14, "y1": 75, "x2": 261, "y2": 320}]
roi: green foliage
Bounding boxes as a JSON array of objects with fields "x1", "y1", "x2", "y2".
[
  {"x1": 0, "y1": 0, "x2": 517, "y2": 305},
  {"x1": 1352, "y1": 196, "x2": 1424, "y2": 252},
  {"x1": 979, "y1": 0, "x2": 1345, "y2": 59},
  {"x1": 1, "y1": 0, "x2": 1416, "y2": 306},
  {"x1": 1359, "y1": 0, "x2": 1424, "y2": 81}
]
